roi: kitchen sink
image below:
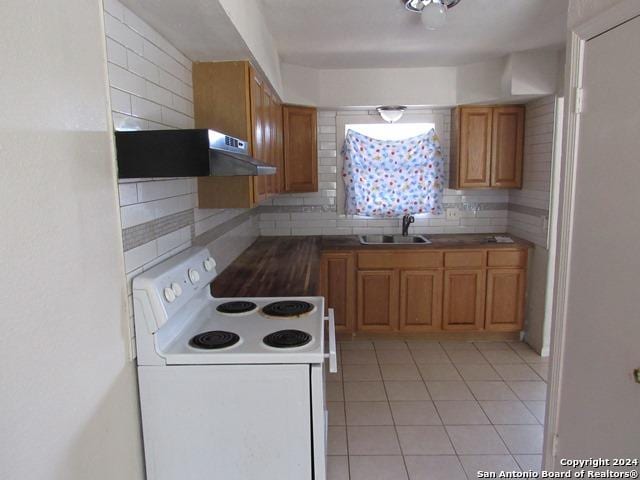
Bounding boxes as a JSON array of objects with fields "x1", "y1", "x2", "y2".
[{"x1": 359, "y1": 234, "x2": 431, "y2": 245}]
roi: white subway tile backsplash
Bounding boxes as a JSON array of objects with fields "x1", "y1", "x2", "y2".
[
  {"x1": 110, "y1": 87, "x2": 131, "y2": 115},
  {"x1": 124, "y1": 240, "x2": 157, "y2": 273},
  {"x1": 118, "y1": 183, "x2": 138, "y2": 206},
  {"x1": 104, "y1": 13, "x2": 143, "y2": 54},
  {"x1": 108, "y1": 63, "x2": 146, "y2": 97},
  {"x1": 127, "y1": 50, "x2": 160, "y2": 83},
  {"x1": 131, "y1": 96, "x2": 162, "y2": 123},
  {"x1": 161, "y1": 106, "x2": 192, "y2": 129},
  {"x1": 106, "y1": 38, "x2": 127, "y2": 68},
  {"x1": 157, "y1": 226, "x2": 191, "y2": 255}
]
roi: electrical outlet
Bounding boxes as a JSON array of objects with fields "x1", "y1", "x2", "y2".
[{"x1": 446, "y1": 208, "x2": 460, "y2": 220}]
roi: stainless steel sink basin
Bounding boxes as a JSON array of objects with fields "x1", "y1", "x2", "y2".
[{"x1": 359, "y1": 234, "x2": 431, "y2": 245}]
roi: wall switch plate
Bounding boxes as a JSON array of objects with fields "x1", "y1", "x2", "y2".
[{"x1": 446, "y1": 208, "x2": 460, "y2": 220}]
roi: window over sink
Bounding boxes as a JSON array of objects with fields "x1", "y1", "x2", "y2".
[{"x1": 340, "y1": 117, "x2": 444, "y2": 217}]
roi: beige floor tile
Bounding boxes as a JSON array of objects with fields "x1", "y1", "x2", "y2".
[
  {"x1": 474, "y1": 341, "x2": 512, "y2": 351},
  {"x1": 347, "y1": 426, "x2": 401, "y2": 455},
  {"x1": 481, "y1": 350, "x2": 524, "y2": 365},
  {"x1": 493, "y1": 364, "x2": 543, "y2": 381},
  {"x1": 434, "y1": 401, "x2": 490, "y2": 425},
  {"x1": 349, "y1": 455, "x2": 408, "y2": 480},
  {"x1": 328, "y1": 426, "x2": 348, "y2": 455},
  {"x1": 328, "y1": 401, "x2": 345, "y2": 425},
  {"x1": 327, "y1": 455, "x2": 349, "y2": 480},
  {"x1": 381, "y1": 363, "x2": 422, "y2": 381},
  {"x1": 327, "y1": 382, "x2": 344, "y2": 401},
  {"x1": 411, "y1": 349, "x2": 452, "y2": 364},
  {"x1": 507, "y1": 381, "x2": 547, "y2": 401},
  {"x1": 441, "y1": 341, "x2": 479, "y2": 352},
  {"x1": 418, "y1": 363, "x2": 462, "y2": 381},
  {"x1": 375, "y1": 340, "x2": 409, "y2": 350},
  {"x1": 407, "y1": 341, "x2": 444, "y2": 351},
  {"x1": 515, "y1": 350, "x2": 548, "y2": 363},
  {"x1": 396, "y1": 426, "x2": 455, "y2": 455},
  {"x1": 385, "y1": 381, "x2": 431, "y2": 401},
  {"x1": 466, "y1": 381, "x2": 518, "y2": 401},
  {"x1": 343, "y1": 364, "x2": 382, "y2": 381},
  {"x1": 341, "y1": 349, "x2": 379, "y2": 365},
  {"x1": 340, "y1": 340, "x2": 374, "y2": 350},
  {"x1": 479, "y1": 401, "x2": 539, "y2": 425},
  {"x1": 523, "y1": 401, "x2": 546, "y2": 424},
  {"x1": 426, "y1": 381, "x2": 474, "y2": 400},
  {"x1": 377, "y1": 349, "x2": 415, "y2": 364},
  {"x1": 446, "y1": 426, "x2": 509, "y2": 454},
  {"x1": 344, "y1": 381, "x2": 387, "y2": 401},
  {"x1": 459, "y1": 454, "x2": 520, "y2": 478},
  {"x1": 515, "y1": 454, "x2": 543, "y2": 472},
  {"x1": 346, "y1": 401, "x2": 394, "y2": 426},
  {"x1": 327, "y1": 368, "x2": 343, "y2": 382},
  {"x1": 530, "y1": 363, "x2": 549, "y2": 381},
  {"x1": 390, "y1": 401, "x2": 442, "y2": 425},
  {"x1": 447, "y1": 350, "x2": 489, "y2": 365},
  {"x1": 456, "y1": 364, "x2": 501, "y2": 381},
  {"x1": 495, "y1": 425, "x2": 544, "y2": 454},
  {"x1": 404, "y1": 455, "x2": 467, "y2": 480},
  {"x1": 507, "y1": 342, "x2": 534, "y2": 353}
]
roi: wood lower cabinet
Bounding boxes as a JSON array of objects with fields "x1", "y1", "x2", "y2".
[
  {"x1": 399, "y1": 270, "x2": 443, "y2": 332},
  {"x1": 443, "y1": 269, "x2": 486, "y2": 331},
  {"x1": 357, "y1": 270, "x2": 399, "y2": 332},
  {"x1": 320, "y1": 252, "x2": 355, "y2": 333},
  {"x1": 485, "y1": 268, "x2": 526, "y2": 331},
  {"x1": 319, "y1": 247, "x2": 528, "y2": 334}
]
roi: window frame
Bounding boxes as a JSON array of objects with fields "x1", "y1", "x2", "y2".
[{"x1": 336, "y1": 111, "x2": 446, "y2": 217}]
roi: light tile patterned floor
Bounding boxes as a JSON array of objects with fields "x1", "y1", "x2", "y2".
[{"x1": 327, "y1": 340, "x2": 549, "y2": 480}]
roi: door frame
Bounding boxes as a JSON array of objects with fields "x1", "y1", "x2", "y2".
[{"x1": 544, "y1": 0, "x2": 640, "y2": 468}]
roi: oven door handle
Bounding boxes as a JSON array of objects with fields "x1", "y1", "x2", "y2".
[{"x1": 324, "y1": 308, "x2": 337, "y2": 373}]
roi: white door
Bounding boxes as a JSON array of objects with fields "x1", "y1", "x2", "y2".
[{"x1": 552, "y1": 15, "x2": 640, "y2": 465}]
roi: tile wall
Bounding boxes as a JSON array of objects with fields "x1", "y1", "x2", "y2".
[
  {"x1": 103, "y1": 0, "x2": 258, "y2": 354},
  {"x1": 258, "y1": 109, "x2": 510, "y2": 236}
]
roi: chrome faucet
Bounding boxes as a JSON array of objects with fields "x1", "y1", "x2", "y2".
[{"x1": 401, "y1": 214, "x2": 415, "y2": 236}]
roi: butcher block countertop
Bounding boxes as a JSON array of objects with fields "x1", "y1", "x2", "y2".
[{"x1": 211, "y1": 234, "x2": 533, "y2": 298}]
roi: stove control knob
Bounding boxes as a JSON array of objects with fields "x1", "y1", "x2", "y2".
[
  {"x1": 163, "y1": 287, "x2": 176, "y2": 303},
  {"x1": 188, "y1": 268, "x2": 200, "y2": 284},
  {"x1": 171, "y1": 282, "x2": 183, "y2": 297},
  {"x1": 203, "y1": 257, "x2": 216, "y2": 272}
]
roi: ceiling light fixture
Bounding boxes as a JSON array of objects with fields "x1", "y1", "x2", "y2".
[
  {"x1": 402, "y1": 0, "x2": 462, "y2": 30},
  {"x1": 376, "y1": 106, "x2": 407, "y2": 123}
]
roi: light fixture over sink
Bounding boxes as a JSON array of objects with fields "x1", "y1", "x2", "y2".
[
  {"x1": 402, "y1": 0, "x2": 462, "y2": 30},
  {"x1": 377, "y1": 106, "x2": 407, "y2": 123}
]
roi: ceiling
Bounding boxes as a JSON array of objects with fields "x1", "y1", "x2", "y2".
[{"x1": 259, "y1": 0, "x2": 568, "y2": 69}]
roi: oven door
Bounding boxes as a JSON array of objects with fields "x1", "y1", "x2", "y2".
[{"x1": 311, "y1": 308, "x2": 337, "y2": 480}]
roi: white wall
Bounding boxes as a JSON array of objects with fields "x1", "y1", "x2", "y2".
[
  {"x1": 0, "y1": 0, "x2": 143, "y2": 478},
  {"x1": 103, "y1": 0, "x2": 259, "y2": 353}
]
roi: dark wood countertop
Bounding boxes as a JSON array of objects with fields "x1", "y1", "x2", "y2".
[{"x1": 211, "y1": 234, "x2": 533, "y2": 298}]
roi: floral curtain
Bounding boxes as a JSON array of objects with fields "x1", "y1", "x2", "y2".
[{"x1": 342, "y1": 129, "x2": 445, "y2": 217}]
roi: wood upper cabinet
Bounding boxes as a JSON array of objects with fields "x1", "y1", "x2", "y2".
[
  {"x1": 357, "y1": 270, "x2": 399, "y2": 332},
  {"x1": 193, "y1": 62, "x2": 286, "y2": 208},
  {"x1": 320, "y1": 252, "x2": 355, "y2": 333},
  {"x1": 491, "y1": 107, "x2": 524, "y2": 188},
  {"x1": 485, "y1": 268, "x2": 526, "y2": 331},
  {"x1": 399, "y1": 270, "x2": 443, "y2": 332},
  {"x1": 442, "y1": 269, "x2": 486, "y2": 331},
  {"x1": 450, "y1": 105, "x2": 524, "y2": 190},
  {"x1": 283, "y1": 105, "x2": 318, "y2": 192}
]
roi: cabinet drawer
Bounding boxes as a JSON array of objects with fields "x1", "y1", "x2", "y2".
[
  {"x1": 487, "y1": 250, "x2": 527, "y2": 268},
  {"x1": 444, "y1": 251, "x2": 486, "y2": 268},
  {"x1": 358, "y1": 251, "x2": 443, "y2": 269}
]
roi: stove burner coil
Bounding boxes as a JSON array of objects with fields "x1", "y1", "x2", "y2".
[
  {"x1": 216, "y1": 301, "x2": 258, "y2": 314},
  {"x1": 263, "y1": 330, "x2": 312, "y2": 349},
  {"x1": 189, "y1": 331, "x2": 240, "y2": 349},
  {"x1": 262, "y1": 300, "x2": 314, "y2": 317}
]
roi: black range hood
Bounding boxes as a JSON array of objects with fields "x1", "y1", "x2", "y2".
[{"x1": 115, "y1": 129, "x2": 276, "y2": 179}]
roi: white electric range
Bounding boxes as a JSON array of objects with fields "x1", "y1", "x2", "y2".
[{"x1": 133, "y1": 246, "x2": 337, "y2": 480}]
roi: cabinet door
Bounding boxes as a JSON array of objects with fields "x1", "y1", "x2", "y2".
[
  {"x1": 357, "y1": 270, "x2": 399, "y2": 332},
  {"x1": 459, "y1": 107, "x2": 492, "y2": 188},
  {"x1": 250, "y1": 69, "x2": 267, "y2": 204},
  {"x1": 399, "y1": 270, "x2": 443, "y2": 332},
  {"x1": 485, "y1": 268, "x2": 526, "y2": 331},
  {"x1": 320, "y1": 253, "x2": 355, "y2": 333},
  {"x1": 283, "y1": 105, "x2": 318, "y2": 192},
  {"x1": 491, "y1": 106, "x2": 524, "y2": 188},
  {"x1": 443, "y1": 269, "x2": 486, "y2": 331},
  {"x1": 273, "y1": 98, "x2": 284, "y2": 194}
]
